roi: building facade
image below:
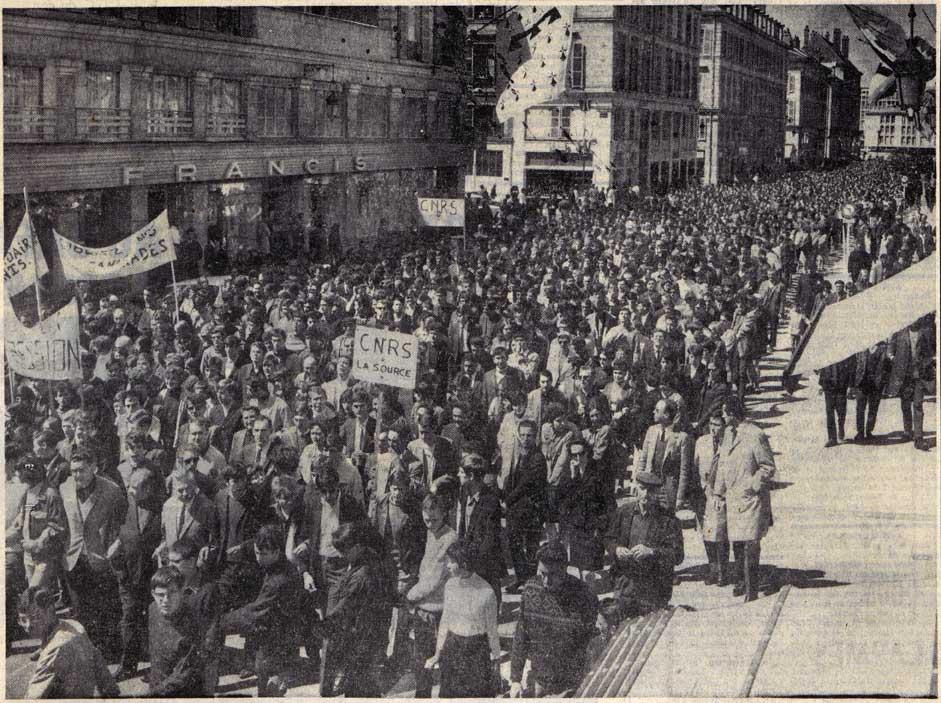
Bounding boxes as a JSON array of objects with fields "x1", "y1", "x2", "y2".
[
  {"x1": 801, "y1": 27, "x2": 862, "y2": 162},
  {"x1": 3, "y1": 7, "x2": 467, "y2": 280},
  {"x1": 861, "y1": 89, "x2": 936, "y2": 157},
  {"x1": 785, "y1": 46, "x2": 830, "y2": 166},
  {"x1": 465, "y1": 5, "x2": 702, "y2": 196},
  {"x1": 697, "y1": 5, "x2": 789, "y2": 185}
]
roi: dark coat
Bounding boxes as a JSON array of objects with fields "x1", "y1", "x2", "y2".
[
  {"x1": 501, "y1": 449, "x2": 548, "y2": 530},
  {"x1": 604, "y1": 499, "x2": 684, "y2": 609},
  {"x1": 297, "y1": 486, "x2": 365, "y2": 591},
  {"x1": 148, "y1": 585, "x2": 219, "y2": 697},
  {"x1": 371, "y1": 494, "x2": 426, "y2": 577},
  {"x1": 854, "y1": 345, "x2": 891, "y2": 392},
  {"x1": 338, "y1": 417, "x2": 377, "y2": 456},
  {"x1": 819, "y1": 355, "x2": 857, "y2": 392},
  {"x1": 111, "y1": 496, "x2": 163, "y2": 587},
  {"x1": 556, "y1": 464, "x2": 609, "y2": 571},
  {"x1": 455, "y1": 487, "x2": 506, "y2": 588}
]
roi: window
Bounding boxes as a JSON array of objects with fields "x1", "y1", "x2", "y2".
[
  {"x1": 85, "y1": 69, "x2": 119, "y2": 108},
  {"x1": 4, "y1": 65, "x2": 42, "y2": 110},
  {"x1": 628, "y1": 109, "x2": 635, "y2": 139},
  {"x1": 256, "y1": 85, "x2": 296, "y2": 137},
  {"x1": 550, "y1": 107, "x2": 573, "y2": 139},
  {"x1": 787, "y1": 73, "x2": 795, "y2": 94},
  {"x1": 471, "y1": 41, "x2": 496, "y2": 87},
  {"x1": 652, "y1": 47, "x2": 662, "y2": 94},
  {"x1": 207, "y1": 78, "x2": 243, "y2": 137},
  {"x1": 702, "y1": 27, "x2": 713, "y2": 53},
  {"x1": 614, "y1": 34, "x2": 626, "y2": 91},
  {"x1": 145, "y1": 73, "x2": 192, "y2": 136},
  {"x1": 569, "y1": 42, "x2": 586, "y2": 90},
  {"x1": 786, "y1": 100, "x2": 796, "y2": 124},
  {"x1": 435, "y1": 95, "x2": 456, "y2": 140},
  {"x1": 613, "y1": 107, "x2": 625, "y2": 138},
  {"x1": 476, "y1": 149, "x2": 503, "y2": 176},
  {"x1": 138, "y1": 7, "x2": 245, "y2": 35},
  {"x1": 354, "y1": 88, "x2": 389, "y2": 139},
  {"x1": 399, "y1": 7, "x2": 424, "y2": 61},
  {"x1": 628, "y1": 37, "x2": 640, "y2": 92},
  {"x1": 401, "y1": 95, "x2": 427, "y2": 139},
  {"x1": 286, "y1": 6, "x2": 379, "y2": 26}
]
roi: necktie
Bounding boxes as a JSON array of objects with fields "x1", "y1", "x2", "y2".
[
  {"x1": 653, "y1": 428, "x2": 666, "y2": 472},
  {"x1": 458, "y1": 497, "x2": 467, "y2": 538},
  {"x1": 177, "y1": 501, "x2": 186, "y2": 538}
]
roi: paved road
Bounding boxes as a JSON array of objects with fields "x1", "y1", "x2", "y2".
[{"x1": 7, "y1": 256, "x2": 936, "y2": 697}]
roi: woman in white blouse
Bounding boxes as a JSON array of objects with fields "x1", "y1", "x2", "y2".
[{"x1": 426, "y1": 541, "x2": 500, "y2": 697}]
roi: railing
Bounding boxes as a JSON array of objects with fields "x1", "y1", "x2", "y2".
[
  {"x1": 4, "y1": 107, "x2": 57, "y2": 142},
  {"x1": 75, "y1": 107, "x2": 131, "y2": 141},
  {"x1": 257, "y1": 115, "x2": 295, "y2": 138},
  {"x1": 145, "y1": 110, "x2": 194, "y2": 138},
  {"x1": 206, "y1": 111, "x2": 246, "y2": 139}
]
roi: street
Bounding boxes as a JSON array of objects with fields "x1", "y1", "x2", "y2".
[{"x1": 7, "y1": 254, "x2": 935, "y2": 699}]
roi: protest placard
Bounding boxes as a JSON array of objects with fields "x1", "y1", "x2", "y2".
[{"x1": 352, "y1": 325, "x2": 418, "y2": 389}]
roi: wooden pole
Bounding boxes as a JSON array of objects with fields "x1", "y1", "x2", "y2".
[
  {"x1": 170, "y1": 260, "x2": 181, "y2": 325},
  {"x1": 23, "y1": 186, "x2": 55, "y2": 412}
]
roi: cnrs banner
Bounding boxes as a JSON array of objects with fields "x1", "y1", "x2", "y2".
[
  {"x1": 352, "y1": 325, "x2": 418, "y2": 390},
  {"x1": 417, "y1": 198, "x2": 465, "y2": 227},
  {"x1": 4, "y1": 210, "x2": 49, "y2": 296},
  {"x1": 54, "y1": 210, "x2": 178, "y2": 281},
  {"x1": 5, "y1": 299, "x2": 82, "y2": 381}
]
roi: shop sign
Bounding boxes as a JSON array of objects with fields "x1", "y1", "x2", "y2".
[
  {"x1": 122, "y1": 156, "x2": 369, "y2": 185},
  {"x1": 352, "y1": 325, "x2": 417, "y2": 390}
]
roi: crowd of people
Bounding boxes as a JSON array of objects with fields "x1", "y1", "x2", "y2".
[{"x1": 5, "y1": 157, "x2": 935, "y2": 698}]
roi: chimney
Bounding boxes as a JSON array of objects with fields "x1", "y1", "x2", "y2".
[
  {"x1": 842, "y1": 35, "x2": 850, "y2": 57},
  {"x1": 833, "y1": 27, "x2": 842, "y2": 51},
  {"x1": 803, "y1": 25, "x2": 810, "y2": 47}
]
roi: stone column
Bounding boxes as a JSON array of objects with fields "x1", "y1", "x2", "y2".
[
  {"x1": 389, "y1": 87, "x2": 404, "y2": 139},
  {"x1": 426, "y1": 90, "x2": 438, "y2": 140},
  {"x1": 192, "y1": 70, "x2": 211, "y2": 140},
  {"x1": 346, "y1": 84, "x2": 361, "y2": 140},
  {"x1": 50, "y1": 59, "x2": 83, "y2": 141},
  {"x1": 297, "y1": 77, "x2": 315, "y2": 138},
  {"x1": 128, "y1": 65, "x2": 153, "y2": 141},
  {"x1": 244, "y1": 77, "x2": 265, "y2": 140}
]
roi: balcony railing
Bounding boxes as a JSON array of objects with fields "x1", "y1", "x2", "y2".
[
  {"x1": 257, "y1": 115, "x2": 295, "y2": 138},
  {"x1": 4, "y1": 107, "x2": 57, "y2": 142},
  {"x1": 76, "y1": 107, "x2": 131, "y2": 141},
  {"x1": 207, "y1": 111, "x2": 246, "y2": 139},
  {"x1": 145, "y1": 110, "x2": 194, "y2": 138}
]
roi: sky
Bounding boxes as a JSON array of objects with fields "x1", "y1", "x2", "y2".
[{"x1": 769, "y1": 3, "x2": 937, "y2": 83}]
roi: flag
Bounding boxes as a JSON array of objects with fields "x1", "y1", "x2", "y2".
[
  {"x1": 495, "y1": 5, "x2": 574, "y2": 124},
  {"x1": 846, "y1": 5, "x2": 910, "y2": 68},
  {"x1": 791, "y1": 252, "x2": 937, "y2": 375},
  {"x1": 868, "y1": 64, "x2": 897, "y2": 103},
  {"x1": 4, "y1": 210, "x2": 49, "y2": 297},
  {"x1": 4, "y1": 298, "x2": 82, "y2": 381}
]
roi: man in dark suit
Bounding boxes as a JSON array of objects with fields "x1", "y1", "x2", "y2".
[
  {"x1": 557, "y1": 438, "x2": 610, "y2": 578},
  {"x1": 455, "y1": 453, "x2": 506, "y2": 605},
  {"x1": 602, "y1": 471, "x2": 684, "y2": 627},
  {"x1": 853, "y1": 342, "x2": 891, "y2": 442},
  {"x1": 886, "y1": 316, "x2": 937, "y2": 451},
  {"x1": 818, "y1": 355, "x2": 857, "y2": 447},
  {"x1": 294, "y1": 466, "x2": 366, "y2": 676},
  {"x1": 108, "y1": 467, "x2": 164, "y2": 679},
  {"x1": 500, "y1": 420, "x2": 547, "y2": 593},
  {"x1": 158, "y1": 466, "x2": 220, "y2": 564},
  {"x1": 634, "y1": 399, "x2": 693, "y2": 513},
  {"x1": 338, "y1": 388, "x2": 376, "y2": 456},
  {"x1": 58, "y1": 451, "x2": 128, "y2": 660}
]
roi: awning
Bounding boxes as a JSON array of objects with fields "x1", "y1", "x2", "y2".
[{"x1": 791, "y1": 252, "x2": 937, "y2": 376}]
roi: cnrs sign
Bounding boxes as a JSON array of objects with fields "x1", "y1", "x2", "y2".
[
  {"x1": 352, "y1": 325, "x2": 418, "y2": 390},
  {"x1": 417, "y1": 197, "x2": 464, "y2": 227}
]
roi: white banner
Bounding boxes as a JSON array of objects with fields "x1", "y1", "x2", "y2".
[
  {"x1": 4, "y1": 210, "x2": 49, "y2": 297},
  {"x1": 352, "y1": 325, "x2": 418, "y2": 390},
  {"x1": 793, "y1": 252, "x2": 938, "y2": 375},
  {"x1": 54, "y1": 210, "x2": 178, "y2": 281},
  {"x1": 417, "y1": 198, "x2": 465, "y2": 228},
  {"x1": 5, "y1": 299, "x2": 82, "y2": 381}
]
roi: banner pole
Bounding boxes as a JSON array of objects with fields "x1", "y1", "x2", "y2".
[
  {"x1": 170, "y1": 259, "x2": 181, "y2": 325},
  {"x1": 23, "y1": 186, "x2": 55, "y2": 411}
]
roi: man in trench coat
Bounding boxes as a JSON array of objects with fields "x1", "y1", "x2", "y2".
[{"x1": 712, "y1": 400, "x2": 775, "y2": 602}]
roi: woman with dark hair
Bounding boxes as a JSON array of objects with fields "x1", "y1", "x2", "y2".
[{"x1": 425, "y1": 540, "x2": 500, "y2": 697}]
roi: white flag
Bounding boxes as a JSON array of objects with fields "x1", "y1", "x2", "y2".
[
  {"x1": 4, "y1": 210, "x2": 49, "y2": 297},
  {"x1": 4, "y1": 298, "x2": 82, "y2": 381},
  {"x1": 54, "y1": 210, "x2": 178, "y2": 281},
  {"x1": 495, "y1": 6, "x2": 574, "y2": 124}
]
